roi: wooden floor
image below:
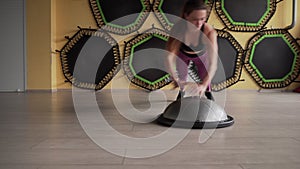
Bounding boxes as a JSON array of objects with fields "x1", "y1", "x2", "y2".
[{"x1": 0, "y1": 89, "x2": 300, "y2": 169}]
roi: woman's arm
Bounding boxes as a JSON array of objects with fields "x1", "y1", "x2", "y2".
[
  {"x1": 165, "y1": 50, "x2": 182, "y2": 88},
  {"x1": 204, "y1": 24, "x2": 218, "y2": 85},
  {"x1": 199, "y1": 24, "x2": 218, "y2": 95}
]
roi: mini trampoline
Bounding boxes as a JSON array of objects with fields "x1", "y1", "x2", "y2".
[
  {"x1": 123, "y1": 28, "x2": 171, "y2": 91},
  {"x1": 157, "y1": 97, "x2": 234, "y2": 129},
  {"x1": 59, "y1": 28, "x2": 121, "y2": 90},
  {"x1": 215, "y1": 0, "x2": 278, "y2": 32},
  {"x1": 212, "y1": 30, "x2": 244, "y2": 91},
  {"x1": 244, "y1": 29, "x2": 300, "y2": 88},
  {"x1": 188, "y1": 29, "x2": 244, "y2": 91},
  {"x1": 89, "y1": 0, "x2": 151, "y2": 35},
  {"x1": 152, "y1": 0, "x2": 214, "y2": 31}
]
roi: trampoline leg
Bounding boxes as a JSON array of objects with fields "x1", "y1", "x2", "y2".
[{"x1": 205, "y1": 92, "x2": 215, "y2": 101}]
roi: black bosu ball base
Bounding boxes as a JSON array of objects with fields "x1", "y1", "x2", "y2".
[{"x1": 157, "y1": 96, "x2": 234, "y2": 129}]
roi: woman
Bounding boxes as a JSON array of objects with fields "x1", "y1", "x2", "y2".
[{"x1": 165, "y1": 0, "x2": 218, "y2": 100}]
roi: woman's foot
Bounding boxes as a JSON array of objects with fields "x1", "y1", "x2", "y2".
[
  {"x1": 205, "y1": 92, "x2": 215, "y2": 101},
  {"x1": 176, "y1": 91, "x2": 185, "y2": 100}
]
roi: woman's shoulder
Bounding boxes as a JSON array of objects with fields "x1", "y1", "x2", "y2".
[{"x1": 203, "y1": 23, "x2": 217, "y2": 36}]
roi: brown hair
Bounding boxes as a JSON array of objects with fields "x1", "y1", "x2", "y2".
[
  {"x1": 181, "y1": 0, "x2": 208, "y2": 18},
  {"x1": 166, "y1": 0, "x2": 208, "y2": 54}
]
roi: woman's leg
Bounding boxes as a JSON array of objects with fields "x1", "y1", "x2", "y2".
[
  {"x1": 193, "y1": 54, "x2": 215, "y2": 101},
  {"x1": 176, "y1": 53, "x2": 190, "y2": 100}
]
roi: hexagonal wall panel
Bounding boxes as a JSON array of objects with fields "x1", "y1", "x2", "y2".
[
  {"x1": 60, "y1": 28, "x2": 121, "y2": 90},
  {"x1": 123, "y1": 28, "x2": 171, "y2": 91},
  {"x1": 213, "y1": 30, "x2": 244, "y2": 91},
  {"x1": 215, "y1": 0, "x2": 277, "y2": 32},
  {"x1": 89, "y1": 0, "x2": 151, "y2": 35},
  {"x1": 153, "y1": 0, "x2": 214, "y2": 31},
  {"x1": 245, "y1": 29, "x2": 300, "y2": 88}
]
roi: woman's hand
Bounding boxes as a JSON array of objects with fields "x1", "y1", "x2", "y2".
[
  {"x1": 182, "y1": 82, "x2": 208, "y2": 97},
  {"x1": 182, "y1": 82, "x2": 199, "y2": 97},
  {"x1": 197, "y1": 83, "x2": 208, "y2": 97}
]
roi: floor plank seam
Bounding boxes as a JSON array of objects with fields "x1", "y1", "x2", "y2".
[
  {"x1": 30, "y1": 138, "x2": 47, "y2": 150},
  {"x1": 292, "y1": 137, "x2": 300, "y2": 143},
  {"x1": 238, "y1": 163, "x2": 246, "y2": 169}
]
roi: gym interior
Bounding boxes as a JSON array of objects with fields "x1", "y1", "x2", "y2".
[{"x1": 0, "y1": 0, "x2": 300, "y2": 168}]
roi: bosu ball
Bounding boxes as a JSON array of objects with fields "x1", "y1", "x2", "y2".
[{"x1": 157, "y1": 96, "x2": 234, "y2": 129}]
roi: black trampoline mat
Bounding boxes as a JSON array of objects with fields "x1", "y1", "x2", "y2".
[
  {"x1": 98, "y1": 0, "x2": 144, "y2": 26},
  {"x1": 72, "y1": 36, "x2": 116, "y2": 84},
  {"x1": 60, "y1": 29, "x2": 120, "y2": 89},
  {"x1": 131, "y1": 36, "x2": 169, "y2": 82},
  {"x1": 251, "y1": 36, "x2": 295, "y2": 80},
  {"x1": 136, "y1": 69, "x2": 168, "y2": 82},
  {"x1": 222, "y1": 0, "x2": 269, "y2": 24},
  {"x1": 212, "y1": 37, "x2": 238, "y2": 83},
  {"x1": 160, "y1": 0, "x2": 186, "y2": 24},
  {"x1": 64, "y1": 34, "x2": 90, "y2": 76}
]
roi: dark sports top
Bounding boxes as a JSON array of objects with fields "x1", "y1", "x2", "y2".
[{"x1": 179, "y1": 25, "x2": 206, "y2": 58}]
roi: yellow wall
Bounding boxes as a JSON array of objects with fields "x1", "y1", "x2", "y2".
[
  {"x1": 27, "y1": 0, "x2": 52, "y2": 90},
  {"x1": 51, "y1": 0, "x2": 97, "y2": 90},
  {"x1": 27, "y1": 0, "x2": 300, "y2": 90},
  {"x1": 232, "y1": 0, "x2": 300, "y2": 90}
]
